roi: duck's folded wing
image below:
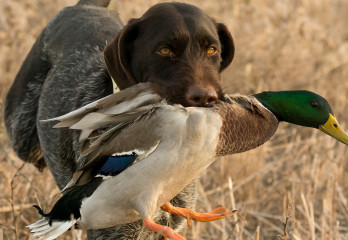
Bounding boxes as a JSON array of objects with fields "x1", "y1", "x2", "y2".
[
  {"x1": 46, "y1": 81, "x2": 164, "y2": 162},
  {"x1": 44, "y1": 82, "x2": 162, "y2": 130},
  {"x1": 62, "y1": 141, "x2": 160, "y2": 192},
  {"x1": 50, "y1": 83, "x2": 164, "y2": 192},
  {"x1": 61, "y1": 154, "x2": 138, "y2": 192}
]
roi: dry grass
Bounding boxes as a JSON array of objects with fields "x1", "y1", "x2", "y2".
[{"x1": 1, "y1": 0, "x2": 348, "y2": 239}]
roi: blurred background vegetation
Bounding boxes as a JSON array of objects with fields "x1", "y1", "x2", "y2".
[{"x1": 1, "y1": 0, "x2": 348, "y2": 239}]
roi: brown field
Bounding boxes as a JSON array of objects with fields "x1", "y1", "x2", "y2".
[{"x1": 1, "y1": 0, "x2": 348, "y2": 239}]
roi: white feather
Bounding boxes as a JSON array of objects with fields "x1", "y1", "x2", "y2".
[
  {"x1": 27, "y1": 218, "x2": 47, "y2": 228},
  {"x1": 27, "y1": 218, "x2": 77, "y2": 240},
  {"x1": 32, "y1": 221, "x2": 61, "y2": 236},
  {"x1": 39, "y1": 221, "x2": 76, "y2": 240},
  {"x1": 111, "y1": 149, "x2": 145, "y2": 156},
  {"x1": 30, "y1": 223, "x2": 51, "y2": 232},
  {"x1": 95, "y1": 174, "x2": 113, "y2": 180},
  {"x1": 110, "y1": 141, "x2": 160, "y2": 158}
]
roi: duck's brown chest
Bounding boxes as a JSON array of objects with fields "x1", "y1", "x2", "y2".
[{"x1": 214, "y1": 98, "x2": 278, "y2": 156}]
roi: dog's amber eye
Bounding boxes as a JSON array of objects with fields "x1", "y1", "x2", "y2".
[
  {"x1": 159, "y1": 47, "x2": 171, "y2": 56},
  {"x1": 207, "y1": 46, "x2": 217, "y2": 55}
]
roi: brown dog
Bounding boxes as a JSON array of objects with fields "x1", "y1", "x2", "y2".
[
  {"x1": 4, "y1": 0, "x2": 234, "y2": 239},
  {"x1": 104, "y1": 2, "x2": 234, "y2": 107}
]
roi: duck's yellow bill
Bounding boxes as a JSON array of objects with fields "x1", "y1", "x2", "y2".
[{"x1": 319, "y1": 113, "x2": 348, "y2": 145}]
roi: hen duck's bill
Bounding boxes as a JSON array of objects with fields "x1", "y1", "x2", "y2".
[{"x1": 319, "y1": 113, "x2": 348, "y2": 145}]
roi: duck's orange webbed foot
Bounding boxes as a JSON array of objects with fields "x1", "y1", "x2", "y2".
[
  {"x1": 160, "y1": 202, "x2": 237, "y2": 226},
  {"x1": 143, "y1": 217, "x2": 186, "y2": 240}
]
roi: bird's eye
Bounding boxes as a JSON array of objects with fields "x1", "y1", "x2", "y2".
[
  {"x1": 158, "y1": 47, "x2": 171, "y2": 56},
  {"x1": 207, "y1": 46, "x2": 217, "y2": 55},
  {"x1": 310, "y1": 101, "x2": 320, "y2": 109}
]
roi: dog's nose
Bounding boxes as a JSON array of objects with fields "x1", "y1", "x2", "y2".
[{"x1": 187, "y1": 86, "x2": 218, "y2": 107}]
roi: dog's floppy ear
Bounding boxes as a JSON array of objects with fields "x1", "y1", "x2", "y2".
[
  {"x1": 104, "y1": 19, "x2": 139, "y2": 90},
  {"x1": 216, "y1": 23, "x2": 235, "y2": 72}
]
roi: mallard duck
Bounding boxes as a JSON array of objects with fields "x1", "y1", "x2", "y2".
[{"x1": 27, "y1": 82, "x2": 348, "y2": 240}]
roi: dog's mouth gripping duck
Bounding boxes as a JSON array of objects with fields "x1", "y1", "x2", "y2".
[{"x1": 28, "y1": 82, "x2": 348, "y2": 240}]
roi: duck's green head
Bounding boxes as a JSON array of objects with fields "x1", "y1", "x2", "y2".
[{"x1": 253, "y1": 90, "x2": 348, "y2": 145}]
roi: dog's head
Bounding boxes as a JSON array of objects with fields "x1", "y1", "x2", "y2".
[{"x1": 104, "y1": 2, "x2": 234, "y2": 107}]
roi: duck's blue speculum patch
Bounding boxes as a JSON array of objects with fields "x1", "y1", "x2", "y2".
[{"x1": 96, "y1": 153, "x2": 138, "y2": 176}]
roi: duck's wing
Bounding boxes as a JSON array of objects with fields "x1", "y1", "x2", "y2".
[
  {"x1": 48, "y1": 83, "x2": 164, "y2": 192},
  {"x1": 62, "y1": 139, "x2": 160, "y2": 192},
  {"x1": 46, "y1": 82, "x2": 162, "y2": 135}
]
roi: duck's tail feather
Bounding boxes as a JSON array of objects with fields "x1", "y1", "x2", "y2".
[
  {"x1": 27, "y1": 218, "x2": 77, "y2": 240},
  {"x1": 33, "y1": 205, "x2": 49, "y2": 217}
]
